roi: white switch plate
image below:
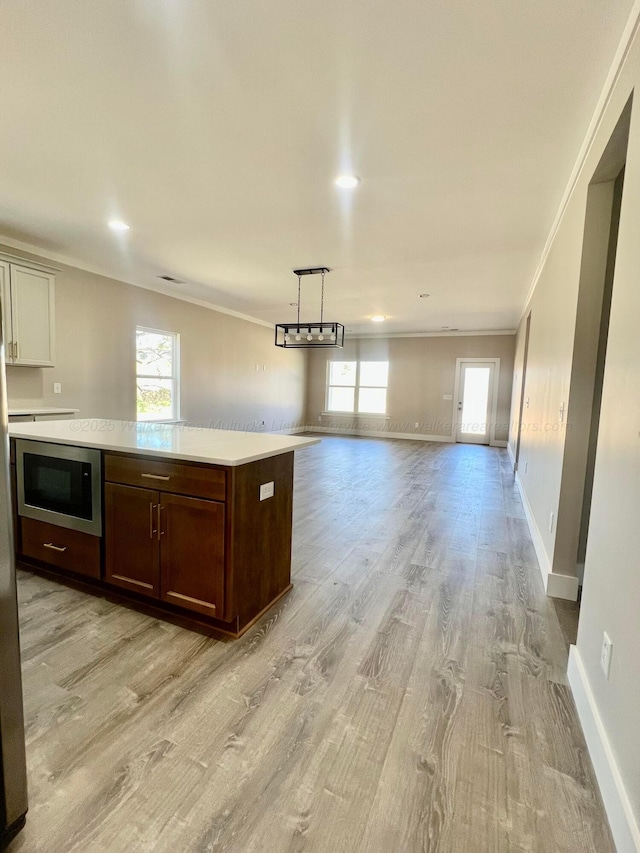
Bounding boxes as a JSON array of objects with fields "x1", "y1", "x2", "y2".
[
  {"x1": 524, "y1": 461, "x2": 528, "y2": 473},
  {"x1": 53, "y1": 382, "x2": 62, "y2": 394},
  {"x1": 414, "y1": 422, "x2": 419, "y2": 429},
  {"x1": 259, "y1": 481, "x2": 274, "y2": 501},
  {"x1": 601, "y1": 632, "x2": 613, "y2": 679}
]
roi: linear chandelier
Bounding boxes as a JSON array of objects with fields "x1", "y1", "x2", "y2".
[{"x1": 275, "y1": 267, "x2": 345, "y2": 348}]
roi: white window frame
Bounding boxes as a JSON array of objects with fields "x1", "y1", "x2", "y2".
[
  {"x1": 135, "y1": 325, "x2": 181, "y2": 422},
  {"x1": 324, "y1": 360, "x2": 390, "y2": 416}
]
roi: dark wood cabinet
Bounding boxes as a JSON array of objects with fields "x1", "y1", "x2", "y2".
[
  {"x1": 159, "y1": 493, "x2": 225, "y2": 618},
  {"x1": 14, "y1": 443, "x2": 295, "y2": 638},
  {"x1": 20, "y1": 517, "x2": 101, "y2": 579},
  {"x1": 104, "y1": 478, "x2": 225, "y2": 618},
  {"x1": 105, "y1": 483, "x2": 160, "y2": 597}
]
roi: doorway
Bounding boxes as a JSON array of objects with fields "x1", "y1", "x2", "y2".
[
  {"x1": 513, "y1": 312, "x2": 532, "y2": 472},
  {"x1": 454, "y1": 359, "x2": 499, "y2": 445}
]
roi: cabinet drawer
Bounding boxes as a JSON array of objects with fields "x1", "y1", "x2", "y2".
[
  {"x1": 20, "y1": 517, "x2": 101, "y2": 579},
  {"x1": 104, "y1": 454, "x2": 226, "y2": 502}
]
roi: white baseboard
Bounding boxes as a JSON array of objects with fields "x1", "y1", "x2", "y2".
[
  {"x1": 269, "y1": 426, "x2": 308, "y2": 435},
  {"x1": 568, "y1": 646, "x2": 640, "y2": 852},
  {"x1": 491, "y1": 439, "x2": 508, "y2": 448},
  {"x1": 514, "y1": 471, "x2": 552, "y2": 583},
  {"x1": 309, "y1": 426, "x2": 455, "y2": 443},
  {"x1": 546, "y1": 571, "x2": 580, "y2": 600},
  {"x1": 514, "y1": 471, "x2": 578, "y2": 600}
]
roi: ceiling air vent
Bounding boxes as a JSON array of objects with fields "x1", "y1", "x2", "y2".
[{"x1": 157, "y1": 275, "x2": 184, "y2": 284}]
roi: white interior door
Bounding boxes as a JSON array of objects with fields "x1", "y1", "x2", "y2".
[{"x1": 456, "y1": 361, "x2": 496, "y2": 444}]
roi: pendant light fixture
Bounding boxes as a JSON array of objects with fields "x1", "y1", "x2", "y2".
[{"x1": 275, "y1": 267, "x2": 345, "y2": 348}]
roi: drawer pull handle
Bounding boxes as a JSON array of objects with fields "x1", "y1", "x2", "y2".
[
  {"x1": 43, "y1": 542, "x2": 67, "y2": 553},
  {"x1": 141, "y1": 473, "x2": 171, "y2": 481},
  {"x1": 149, "y1": 502, "x2": 157, "y2": 539}
]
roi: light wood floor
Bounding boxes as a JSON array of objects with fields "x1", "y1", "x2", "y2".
[{"x1": 9, "y1": 436, "x2": 613, "y2": 853}]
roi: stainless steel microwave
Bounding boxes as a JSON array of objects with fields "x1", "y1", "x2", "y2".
[{"x1": 16, "y1": 440, "x2": 102, "y2": 536}]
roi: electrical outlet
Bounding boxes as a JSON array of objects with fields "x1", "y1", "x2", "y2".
[
  {"x1": 53, "y1": 382, "x2": 62, "y2": 394},
  {"x1": 259, "y1": 481, "x2": 274, "y2": 501},
  {"x1": 549, "y1": 512, "x2": 554, "y2": 533},
  {"x1": 414, "y1": 422, "x2": 419, "y2": 429},
  {"x1": 317, "y1": 415, "x2": 321, "y2": 422},
  {"x1": 601, "y1": 632, "x2": 613, "y2": 679},
  {"x1": 525, "y1": 397, "x2": 529, "y2": 408}
]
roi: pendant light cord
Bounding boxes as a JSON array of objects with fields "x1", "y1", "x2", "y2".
[
  {"x1": 297, "y1": 274, "x2": 301, "y2": 330},
  {"x1": 320, "y1": 270, "x2": 325, "y2": 325}
]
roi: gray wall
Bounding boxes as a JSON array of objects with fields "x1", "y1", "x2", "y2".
[
  {"x1": 3, "y1": 244, "x2": 306, "y2": 432},
  {"x1": 306, "y1": 334, "x2": 515, "y2": 441},
  {"x1": 509, "y1": 30, "x2": 640, "y2": 837}
]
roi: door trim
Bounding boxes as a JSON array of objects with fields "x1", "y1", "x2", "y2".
[{"x1": 452, "y1": 358, "x2": 501, "y2": 446}]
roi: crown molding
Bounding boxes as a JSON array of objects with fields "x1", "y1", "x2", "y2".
[
  {"x1": 520, "y1": 0, "x2": 640, "y2": 323},
  {"x1": 0, "y1": 234, "x2": 273, "y2": 330},
  {"x1": 348, "y1": 329, "x2": 515, "y2": 340}
]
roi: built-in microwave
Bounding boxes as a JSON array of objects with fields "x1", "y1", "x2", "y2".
[{"x1": 16, "y1": 440, "x2": 102, "y2": 536}]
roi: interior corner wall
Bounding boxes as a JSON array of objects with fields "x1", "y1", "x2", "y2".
[
  {"x1": 509, "y1": 24, "x2": 640, "y2": 848},
  {"x1": 2, "y1": 244, "x2": 306, "y2": 432},
  {"x1": 305, "y1": 334, "x2": 515, "y2": 441}
]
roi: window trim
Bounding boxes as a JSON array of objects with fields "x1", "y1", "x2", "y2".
[
  {"x1": 325, "y1": 359, "x2": 389, "y2": 416},
  {"x1": 136, "y1": 325, "x2": 181, "y2": 422}
]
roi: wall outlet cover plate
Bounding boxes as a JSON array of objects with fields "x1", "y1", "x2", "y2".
[{"x1": 260, "y1": 481, "x2": 275, "y2": 501}]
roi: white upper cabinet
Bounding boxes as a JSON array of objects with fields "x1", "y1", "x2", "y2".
[{"x1": 1, "y1": 256, "x2": 56, "y2": 367}]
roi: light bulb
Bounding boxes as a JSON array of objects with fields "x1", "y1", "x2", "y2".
[
  {"x1": 330, "y1": 334, "x2": 336, "y2": 341},
  {"x1": 284, "y1": 334, "x2": 290, "y2": 341},
  {"x1": 318, "y1": 334, "x2": 324, "y2": 341},
  {"x1": 295, "y1": 334, "x2": 301, "y2": 341},
  {"x1": 307, "y1": 334, "x2": 313, "y2": 341}
]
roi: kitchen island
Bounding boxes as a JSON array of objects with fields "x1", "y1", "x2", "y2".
[{"x1": 9, "y1": 420, "x2": 319, "y2": 637}]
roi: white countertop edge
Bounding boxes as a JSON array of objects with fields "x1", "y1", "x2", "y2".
[
  {"x1": 8, "y1": 407, "x2": 80, "y2": 416},
  {"x1": 8, "y1": 420, "x2": 321, "y2": 466}
]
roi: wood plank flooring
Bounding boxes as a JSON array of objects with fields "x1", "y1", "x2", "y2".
[{"x1": 9, "y1": 436, "x2": 613, "y2": 852}]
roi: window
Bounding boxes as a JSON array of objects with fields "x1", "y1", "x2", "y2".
[
  {"x1": 326, "y1": 361, "x2": 389, "y2": 414},
  {"x1": 136, "y1": 327, "x2": 180, "y2": 421}
]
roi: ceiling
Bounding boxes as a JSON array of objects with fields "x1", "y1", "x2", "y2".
[{"x1": 0, "y1": 1, "x2": 634, "y2": 334}]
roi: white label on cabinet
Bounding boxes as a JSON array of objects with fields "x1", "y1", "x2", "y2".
[{"x1": 260, "y1": 481, "x2": 275, "y2": 501}]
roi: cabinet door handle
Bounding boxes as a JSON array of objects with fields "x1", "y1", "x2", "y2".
[
  {"x1": 157, "y1": 504, "x2": 165, "y2": 541},
  {"x1": 149, "y1": 502, "x2": 157, "y2": 539},
  {"x1": 141, "y1": 473, "x2": 171, "y2": 481},
  {"x1": 43, "y1": 542, "x2": 67, "y2": 553}
]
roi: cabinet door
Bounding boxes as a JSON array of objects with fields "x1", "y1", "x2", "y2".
[
  {"x1": 159, "y1": 494, "x2": 225, "y2": 619},
  {"x1": 0, "y1": 261, "x2": 12, "y2": 361},
  {"x1": 10, "y1": 265, "x2": 55, "y2": 366},
  {"x1": 105, "y1": 483, "x2": 160, "y2": 597}
]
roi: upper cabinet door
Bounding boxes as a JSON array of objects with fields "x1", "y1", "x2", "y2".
[
  {"x1": 0, "y1": 261, "x2": 12, "y2": 359},
  {"x1": 10, "y1": 265, "x2": 55, "y2": 366}
]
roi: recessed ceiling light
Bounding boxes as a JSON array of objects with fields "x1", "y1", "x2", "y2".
[
  {"x1": 419, "y1": 293, "x2": 430, "y2": 298},
  {"x1": 335, "y1": 175, "x2": 360, "y2": 189},
  {"x1": 108, "y1": 219, "x2": 130, "y2": 231},
  {"x1": 371, "y1": 315, "x2": 386, "y2": 322}
]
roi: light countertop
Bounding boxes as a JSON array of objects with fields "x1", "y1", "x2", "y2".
[
  {"x1": 8, "y1": 406, "x2": 79, "y2": 416},
  {"x1": 8, "y1": 419, "x2": 320, "y2": 466}
]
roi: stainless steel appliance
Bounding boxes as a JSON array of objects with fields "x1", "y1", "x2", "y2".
[
  {"x1": 1, "y1": 326, "x2": 28, "y2": 846},
  {"x1": 16, "y1": 441, "x2": 102, "y2": 537}
]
